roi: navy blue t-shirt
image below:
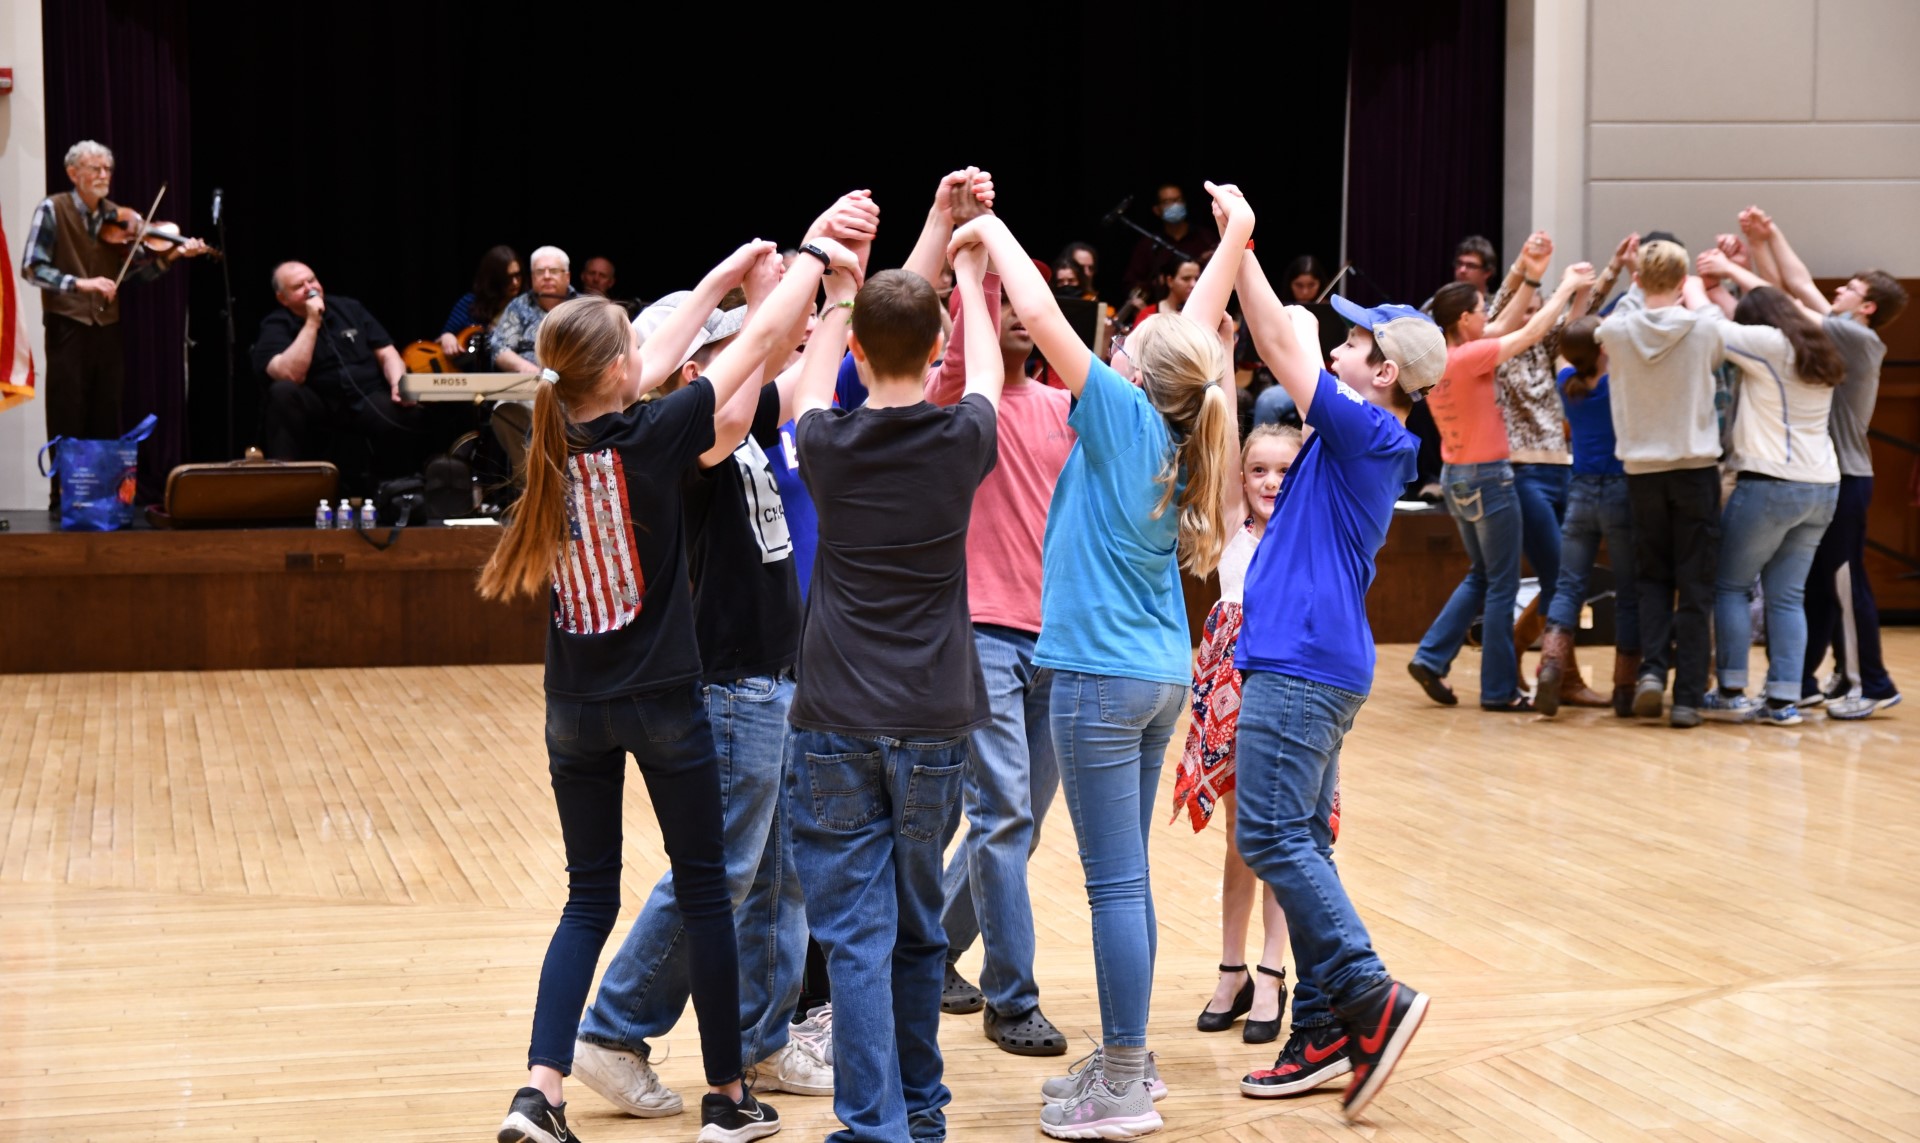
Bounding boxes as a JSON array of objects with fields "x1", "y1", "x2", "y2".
[
  {"x1": 1236, "y1": 372, "x2": 1417, "y2": 694},
  {"x1": 1557, "y1": 366, "x2": 1625, "y2": 477},
  {"x1": 767, "y1": 354, "x2": 871, "y2": 601}
]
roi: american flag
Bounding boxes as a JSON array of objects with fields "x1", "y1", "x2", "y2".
[
  {"x1": 552, "y1": 448, "x2": 643, "y2": 634},
  {"x1": 0, "y1": 202, "x2": 36, "y2": 414}
]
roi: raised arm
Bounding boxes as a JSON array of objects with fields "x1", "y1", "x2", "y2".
[
  {"x1": 949, "y1": 235, "x2": 1004, "y2": 409},
  {"x1": 1494, "y1": 262, "x2": 1593, "y2": 363},
  {"x1": 903, "y1": 169, "x2": 994, "y2": 289},
  {"x1": 1738, "y1": 207, "x2": 1785, "y2": 287},
  {"x1": 792, "y1": 255, "x2": 863, "y2": 418},
  {"x1": 1486, "y1": 231, "x2": 1552, "y2": 336},
  {"x1": 1235, "y1": 248, "x2": 1323, "y2": 418},
  {"x1": 1185, "y1": 181, "x2": 1255, "y2": 335},
  {"x1": 699, "y1": 245, "x2": 786, "y2": 468},
  {"x1": 951, "y1": 215, "x2": 1092, "y2": 394},
  {"x1": 1757, "y1": 212, "x2": 1832, "y2": 315},
  {"x1": 707, "y1": 239, "x2": 852, "y2": 412},
  {"x1": 1697, "y1": 247, "x2": 1824, "y2": 322}
]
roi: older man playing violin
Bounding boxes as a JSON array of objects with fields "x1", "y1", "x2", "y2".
[{"x1": 21, "y1": 139, "x2": 208, "y2": 505}]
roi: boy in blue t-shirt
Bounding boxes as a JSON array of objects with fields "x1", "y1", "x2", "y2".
[{"x1": 1226, "y1": 240, "x2": 1444, "y2": 1124}]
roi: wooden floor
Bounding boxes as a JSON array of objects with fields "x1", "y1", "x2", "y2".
[{"x1": 3, "y1": 637, "x2": 1918, "y2": 1142}]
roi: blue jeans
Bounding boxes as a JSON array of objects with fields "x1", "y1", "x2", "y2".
[
  {"x1": 1233, "y1": 671, "x2": 1386, "y2": 1029},
  {"x1": 1513, "y1": 463, "x2": 1571, "y2": 612},
  {"x1": 1548, "y1": 474, "x2": 1640, "y2": 652},
  {"x1": 578, "y1": 675, "x2": 805, "y2": 1070},
  {"x1": 1715, "y1": 478, "x2": 1839, "y2": 700},
  {"x1": 1050, "y1": 670, "x2": 1184, "y2": 1048},
  {"x1": 1414, "y1": 461, "x2": 1524, "y2": 705},
  {"x1": 533, "y1": 684, "x2": 740, "y2": 1086},
  {"x1": 939, "y1": 625, "x2": 1059, "y2": 1016},
  {"x1": 788, "y1": 729, "x2": 968, "y2": 1143}
]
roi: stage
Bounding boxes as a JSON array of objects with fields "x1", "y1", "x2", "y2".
[{"x1": 2, "y1": 637, "x2": 1914, "y2": 1140}]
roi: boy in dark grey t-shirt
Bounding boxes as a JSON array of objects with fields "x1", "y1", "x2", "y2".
[{"x1": 784, "y1": 238, "x2": 1007, "y2": 1142}]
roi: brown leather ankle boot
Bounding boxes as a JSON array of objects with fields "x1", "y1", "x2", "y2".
[
  {"x1": 1611, "y1": 651, "x2": 1642, "y2": 718},
  {"x1": 1563, "y1": 641, "x2": 1612, "y2": 707},
  {"x1": 1535, "y1": 625, "x2": 1573, "y2": 717}
]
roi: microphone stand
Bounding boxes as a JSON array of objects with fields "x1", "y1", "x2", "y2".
[
  {"x1": 1109, "y1": 212, "x2": 1188, "y2": 260},
  {"x1": 215, "y1": 200, "x2": 236, "y2": 457}
]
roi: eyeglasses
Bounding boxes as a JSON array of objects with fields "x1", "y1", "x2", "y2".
[
  {"x1": 531, "y1": 267, "x2": 568, "y2": 277},
  {"x1": 1454, "y1": 258, "x2": 1485, "y2": 271},
  {"x1": 75, "y1": 163, "x2": 113, "y2": 175}
]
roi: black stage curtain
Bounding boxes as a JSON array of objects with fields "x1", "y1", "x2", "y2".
[
  {"x1": 41, "y1": 0, "x2": 193, "y2": 497},
  {"x1": 1344, "y1": 0, "x2": 1506, "y2": 307}
]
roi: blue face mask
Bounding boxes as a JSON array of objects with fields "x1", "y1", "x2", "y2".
[{"x1": 1161, "y1": 201, "x2": 1188, "y2": 225}]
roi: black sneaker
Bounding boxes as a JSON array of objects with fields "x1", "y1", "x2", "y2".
[
  {"x1": 697, "y1": 1090, "x2": 780, "y2": 1143},
  {"x1": 1239, "y1": 1023, "x2": 1352, "y2": 1098},
  {"x1": 1335, "y1": 978, "x2": 1430, "y2": 1123},
  {"x1": 942, "y1": 962, "x2": 984, "y2": 1014},
  {"x1": 498, "y1": 1087, "x2": 580, "y2": 1143}
]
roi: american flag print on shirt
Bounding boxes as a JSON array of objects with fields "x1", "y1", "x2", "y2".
[{"x1": 553, "y1": 448, "x2": 644, "y2": 634}]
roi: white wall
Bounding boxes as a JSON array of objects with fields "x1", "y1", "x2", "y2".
[
  {"x1": 1510, "y1": 0, "x2": 1920, "y2": 277},
  {"x1": 0, "y1": 0, "x2": 46, "y2": 508}
]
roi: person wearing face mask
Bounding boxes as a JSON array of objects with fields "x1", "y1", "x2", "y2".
[
  {"x1": 1121, "y1": 182, "x2": 1219, "y2": 295},
  {"x1": 491, "y1": 245, "x2": 580, "y2": 372}
]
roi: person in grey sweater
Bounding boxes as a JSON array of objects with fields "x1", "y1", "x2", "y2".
[{"x1": 1595, "y1": 240, "x2": 1729, "y2": 728}]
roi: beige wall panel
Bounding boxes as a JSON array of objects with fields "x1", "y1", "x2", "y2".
[
  {"x1": 1591, "y1": 0, "x2": 1815, "y2": 122},
  {"x1": 1589, "y1": 180, "x2": 1920, "y2": 276},
  {"x1": 1590, "y1": 123, "x2": 1920, "y2": 179},
  {"x1": 1815, "y1": 0, "x2": 1920, "y2": 120}
]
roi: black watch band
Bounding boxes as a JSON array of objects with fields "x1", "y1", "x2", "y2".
[{"x1": 800, "y1": 244, "x2": 834, "y2": 274}]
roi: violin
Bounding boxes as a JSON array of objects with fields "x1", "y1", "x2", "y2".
[{"x1": 100, "y1": 205, "x2": 219, "y2": 261}]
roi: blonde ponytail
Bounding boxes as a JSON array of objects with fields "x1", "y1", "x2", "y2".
[
  {"x1": 478, "y1": 298, "x2": 632, "y2": 602},
  {"x1": 1130, "y1": 312, "x2": 1235, "y2": 578}
]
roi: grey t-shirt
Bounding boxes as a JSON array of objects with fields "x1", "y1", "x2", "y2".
[{"x1": 1823, "y1": 315, "x2": 1885, "y2": 478}]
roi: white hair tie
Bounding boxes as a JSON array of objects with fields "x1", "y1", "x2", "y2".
[{"x1": 538, "y1": 368, "x2": 559, "y2": 385}]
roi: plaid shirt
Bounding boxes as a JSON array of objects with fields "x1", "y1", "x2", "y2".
[
  {"x1": 19, "y1": 190, "x2": 165, "y2": 293},
  {"x1": 489, "y1": 289, "x2": 577, "y2": 367}
]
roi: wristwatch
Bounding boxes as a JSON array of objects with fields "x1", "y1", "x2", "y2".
[{"x1": 800, "y1": 244, "x2": 835, "y2": 275}]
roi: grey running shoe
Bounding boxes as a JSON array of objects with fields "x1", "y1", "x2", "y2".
[
  {"x1": 1039, "y1": 1075, "x2": 1163, "y2": 1140},
  {"x1": 1042, "y1": 1042, "x2": 1165, "y2": 1105},
  {"x1": 1829, "y1": 693, "x2": 1900, "y2": 721},
  {"x1": 572, "y1": 1039, "x2": 682, "y2": 1118}
]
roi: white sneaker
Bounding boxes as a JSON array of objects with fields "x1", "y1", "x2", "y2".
[
  {"x1": 572, "y1": 1038, "x2": 683, "y2": 1117},
  {"x1": 793, "y1": 1003, "x2": 833, "y2": 1065},
  {"x1": 754, "y1": 1037, "x2": 833, "y2": 1096}
]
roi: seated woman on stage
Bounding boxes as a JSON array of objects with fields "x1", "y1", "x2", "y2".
[{"x1": 437, "y1": 245, "x2": 521, "y2": 363}]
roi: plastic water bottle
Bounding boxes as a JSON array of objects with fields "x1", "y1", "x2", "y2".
[
  {"x1": 336, "y1": 499, "x2": 354, "y2": 529},
  {"x1": 315, "y1": 499, "x2": 333, "y2": 529},
  {"x1": 360, "y1": 499, "x2": 376, "y2": 530}
]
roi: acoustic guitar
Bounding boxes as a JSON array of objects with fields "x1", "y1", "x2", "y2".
[{"x1": 401, "y1": 323, "x2": 487, "y2": 374}]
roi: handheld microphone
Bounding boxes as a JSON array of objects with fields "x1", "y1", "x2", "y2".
[
  {"x1": 211, "y1": 187, "x2": 223, "y2": 228},
  {"x1": 306, "y1": 286, "x2": 319, "y2": 300},
  {"x1": 1101, "y1": 195, "x2": 1135, "y2": 225}
]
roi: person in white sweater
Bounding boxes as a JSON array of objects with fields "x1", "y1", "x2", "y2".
[{"x1": 1692, "y1": 265, "x2": 1846, "y2": 727}]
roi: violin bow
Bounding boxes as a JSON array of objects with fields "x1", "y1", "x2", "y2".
[{"x1": 108, "y1": 181, "x2": 169, "y2": 295}]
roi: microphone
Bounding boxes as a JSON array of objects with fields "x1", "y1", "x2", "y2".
[
  {"x1": 1101, "y1": 195, "x2": 1134, "y2": 226},
  {"x1": 305, "y1": 286, "x2": 319, "y2": 300},
  {"x1": 211, "y1": 187, "x2": 223, "y2": 228}
]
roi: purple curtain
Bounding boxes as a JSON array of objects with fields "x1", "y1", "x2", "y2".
[
  {"x1": 1344, "y1": 0, "x2": 1506, "y2": 307},
  {"x1": 42, "y1": 0, "x2": 192, "y2": 499}
]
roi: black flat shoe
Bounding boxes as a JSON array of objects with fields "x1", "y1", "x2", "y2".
[
  {"x1": 1197, "y1": 963, "x2": 1253, "y2": 1033},
  {"x1": 1243, "y1": 965, "x2": 1288, "y2": 1044},
  {"x1": 1480, "y1": 695, "x2": 1535, "y2": 713}
]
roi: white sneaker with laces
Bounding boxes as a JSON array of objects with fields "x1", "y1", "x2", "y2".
[
  {"x1": 754, "y1": 1037, "x2": 833, "y2": 1096},
  {"x1": 572, "y1": 1037, "x2": 683, "y2": 1118}
]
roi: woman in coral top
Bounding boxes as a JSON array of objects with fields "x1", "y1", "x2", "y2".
[{"x1": 1406, "y1": 258, "x2": 1594, "y2": 711}]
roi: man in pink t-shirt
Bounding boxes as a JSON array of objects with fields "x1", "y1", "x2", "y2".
[{"x1": 924, "y1": 270, "x2": 1077, "y2": 1055}]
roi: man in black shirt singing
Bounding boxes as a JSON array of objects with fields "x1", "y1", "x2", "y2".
[{"x1": 251, "y1": 261, "x2": 438, "y2": 488}]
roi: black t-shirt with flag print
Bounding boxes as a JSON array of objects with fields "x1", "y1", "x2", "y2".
[{"x1": 543, "y1": 378, "x2": 715, "y2": 702}]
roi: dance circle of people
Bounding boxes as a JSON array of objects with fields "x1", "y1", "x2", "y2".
[
  {"x1": 452, "y1": 168, "x2": 1904, "y2": 1143},
  {"x1": 1404, "y1": 213, "x2": 1906, "y2": 727}
]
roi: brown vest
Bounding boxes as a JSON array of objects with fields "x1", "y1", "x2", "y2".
[{"x1": 42, "y1": 192, "x2": 125, "y2": 326}]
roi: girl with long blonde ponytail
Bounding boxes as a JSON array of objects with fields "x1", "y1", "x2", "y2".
[{"x1": 946, "y1": 181, "x2": 1255, "y2": 1138}]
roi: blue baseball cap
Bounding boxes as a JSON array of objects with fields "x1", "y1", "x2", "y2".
[{"x1": 1328, "y1": 294, "x2": 1446, "y2": 392}]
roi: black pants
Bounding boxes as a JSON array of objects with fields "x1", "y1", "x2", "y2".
[
  {"x1": 1627, "y1": 467, "x2": 1720, "y2": 708},
  {"x1": 535, "y1": 684, "x2": 741, "y2": 1085},
  {"x1": 261, "y1": 379, "x2": 451, "y2": 494},
  {"x1": 44, "y1": 315, "x2": 125, "y2": 506},
  {"x1": 1802, "y1": 474, "x2": 1896, "y2": 699}
]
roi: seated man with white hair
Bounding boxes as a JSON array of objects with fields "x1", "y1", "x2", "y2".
[{"x1": 489, "y1": 245, "x2": 577, "y2": 372}]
